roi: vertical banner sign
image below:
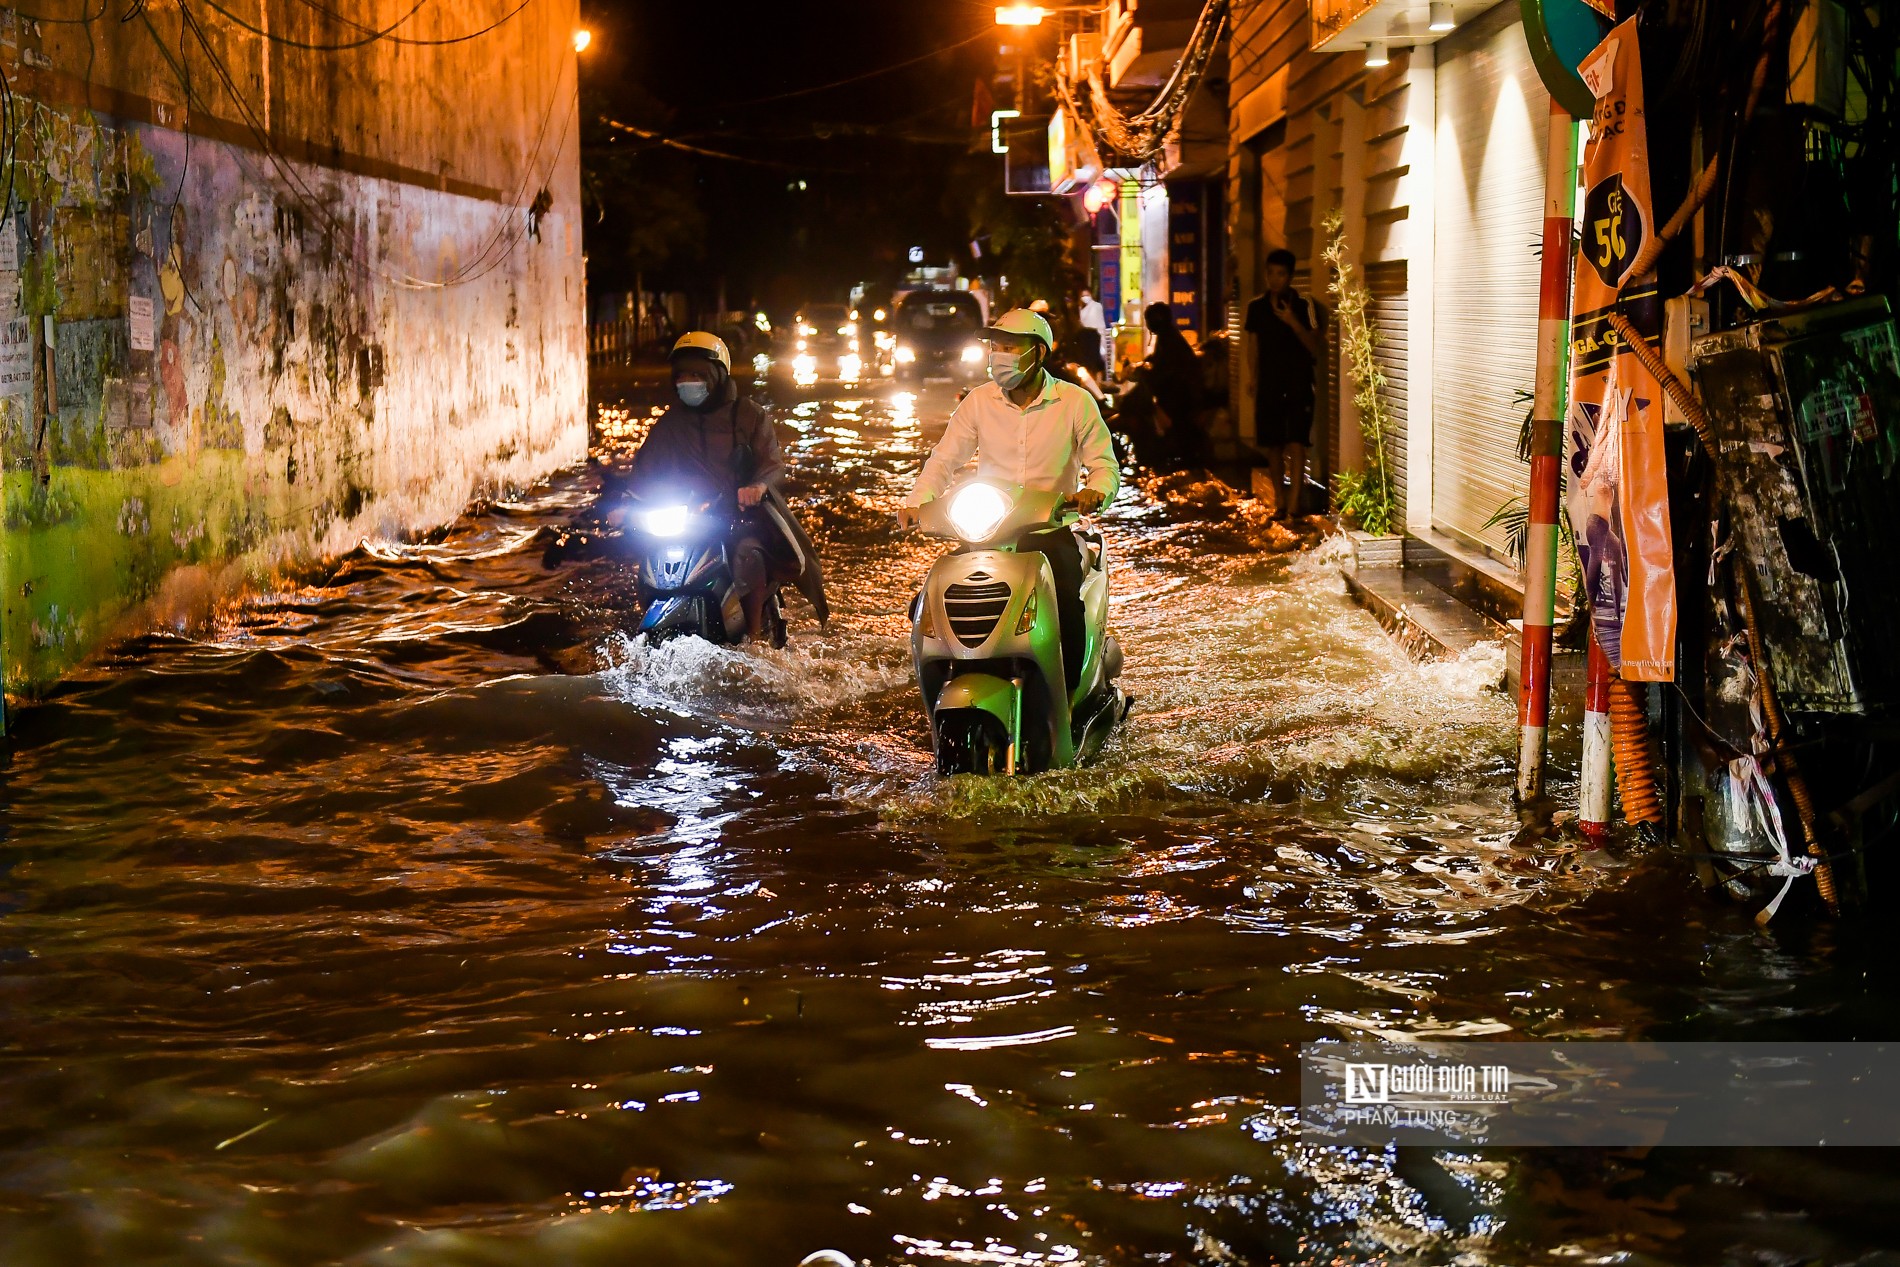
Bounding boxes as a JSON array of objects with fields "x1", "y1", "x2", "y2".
[
  {"x1": 1169, "y1": 185, "x2": 1203, "y2": 338},
  {"x1": 1565, "y1": 18, "x2": 1677, "y2": 682},
  {"x1": 1096, "y1": 206, "x2": 1121, "y2": 326}
]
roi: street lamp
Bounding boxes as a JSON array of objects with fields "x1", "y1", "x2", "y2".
[
  {"x1": 573, "y1": 28, "x2": 593, "y2": 53},
  {"x1": 995, "y1": 5, "x2": 1047, "y2": 25}
]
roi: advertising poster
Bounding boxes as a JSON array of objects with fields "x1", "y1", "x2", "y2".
[
  {"x1": 1565, "y1": 16, "x2": 1677, "y2": 681},
  {"x1": 0, "y1": 317, "x2": 31, "y2": 401}
]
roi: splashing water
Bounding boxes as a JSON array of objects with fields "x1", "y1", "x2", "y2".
[{"x1": 0, "y1": 380, "x2": 1894, "y2": 1267}]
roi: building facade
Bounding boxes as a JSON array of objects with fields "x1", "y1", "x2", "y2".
[
  {"x1": 2, "y1": 3, "x2": 586, "y2": 695},
  {"x1": 1228, "y1": 0, "x2": 1554, "y2": 555}
]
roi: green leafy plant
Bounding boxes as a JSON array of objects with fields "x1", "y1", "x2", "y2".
[
  {"x1": 1483, "y1": 388, "x2": 1584, "y2": 630},
  {"x1": 1320, "y1": 209, "x2": 1397, "y2": 536}
]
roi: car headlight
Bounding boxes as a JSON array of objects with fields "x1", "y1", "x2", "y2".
[
  {"x1": 947, "y1": 483, "x2": 1011, "y2": 543},
  {"x1": 841, "y1": 323, "x2": 856, "y2": 336},
  {"x1": 894, "y1": 345, "x2": 916, "y2": 363},
  {"x1": 792, "y1": 353, "x2": 817, "y2": 375},
  {"x1": 642, "y1": 505, "x2": 691, "y2": 538},
  {"x1": 960, "y1": 343, "x2": 984, "y2": 364},
  {"x1": 840, "y1": 353, "x2": 862, "y2": 379}
]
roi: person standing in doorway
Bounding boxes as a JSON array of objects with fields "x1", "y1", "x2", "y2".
[
  {"x1": 1078, "y1": 287, "x2": 1110, "y2": 377},
  {"x1": 1244, "y1": 248, "x2": 1324, "y2": 522}
]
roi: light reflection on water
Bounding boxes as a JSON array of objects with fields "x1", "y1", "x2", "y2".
[{"x1": 0, "y1": 381, "x2": 1895, "y2": 1265}]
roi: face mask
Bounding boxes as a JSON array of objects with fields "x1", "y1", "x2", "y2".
[
  {"x1": 990, "y1": 348, "x2": 1035, "y2": 391},
  {"x1": 676, "y1": 381, "x2": 710, "y2": 408}
]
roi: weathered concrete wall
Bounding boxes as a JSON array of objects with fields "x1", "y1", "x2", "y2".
[{"x1": 0, "y1": 1, "x2": 586, "y2": 694}]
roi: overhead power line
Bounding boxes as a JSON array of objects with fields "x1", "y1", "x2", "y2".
[
  {"x1": 716, "y1": 27, "x2": 992, "y2": 109},
  {"x1": 8, "y1": 0, "x2": 534, "y2": 46},
  {"x1": 192, "y1": 0, "x2": 432, "y2": 52},
  {"x1": 597, "y1": 117, "x2": 860, "y2": 174},
  {"x1": 280, "y1": 0, "x2": 541, "y2": 47}
]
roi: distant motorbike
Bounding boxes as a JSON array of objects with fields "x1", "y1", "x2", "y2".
[
  {"x1": 909, "y1": 480, "x2": 1130, "y2": 775},
  {"x1": 625, "y1": 487, "x2": 787, "y2": 648}
]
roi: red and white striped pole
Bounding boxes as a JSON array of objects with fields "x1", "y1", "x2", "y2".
[
  {"x1": 1516, "y1": 101, "x2": 1579, "y2": 804},
  {"x1": 1580, "y1": 626, "x2": 1614, "y2": 844}
]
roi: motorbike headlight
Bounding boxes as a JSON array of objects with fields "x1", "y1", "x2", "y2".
[
  {"x1": 642, "y1": 505, "x2": 691, "y2": 538},
  {"x1": 947, "y1": 483, "x2": 1011, "y2": 543},
  {"x1": 894, "y1": 345, "x2": 916, "y2": 364},
  {"x1": 961, "y1": 343, "x2": 984, "y2": 364}
]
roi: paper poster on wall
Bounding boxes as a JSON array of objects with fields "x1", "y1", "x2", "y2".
[
  {"x1": 0, "y1": 317, "x2": 32, "y2": 399},
  {"x1": 129, "y1": 295, "x2": 155, "y2": 352},
  {"x1": 1565, "y1": 16, "x2": 1677, "y2": 683}
]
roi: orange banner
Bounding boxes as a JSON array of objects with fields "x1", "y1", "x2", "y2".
[{"x1": 1564, "y1": 17, "x2": 1677, "y2": 682}]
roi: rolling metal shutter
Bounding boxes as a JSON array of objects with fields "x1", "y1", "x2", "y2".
[
  {"x1": 1431, "y1": 3, "x2": 1550, "y2": 555},
  {"x1": 1366, "y1": 261, "x2": 1409, "y2": 519}
]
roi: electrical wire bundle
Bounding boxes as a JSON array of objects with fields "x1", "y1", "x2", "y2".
[{"x1": 1052, "y1": 0, "x2": 1229, "y2": 169}]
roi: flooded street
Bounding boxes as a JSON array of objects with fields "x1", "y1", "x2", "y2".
[{"x1": 3, "y1": 380, "x2": 1898, "y2": 1266}]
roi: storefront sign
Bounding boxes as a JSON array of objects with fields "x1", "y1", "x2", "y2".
[
  {"x1": 1168, "y1": 186, "x2": 1203, "y2": 337},
  {"x1": 1521, "y1": 0, "x2": 1613, "y2": 119}
]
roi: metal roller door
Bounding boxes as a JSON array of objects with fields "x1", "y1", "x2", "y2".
[
  {"x1": 1431, "y1": 2, "x2": 1551, "y2": 555},
  {"x1": 1366, "y1": 261, "x2": 1409, "y2": 520}
]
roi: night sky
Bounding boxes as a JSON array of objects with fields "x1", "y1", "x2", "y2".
[{"x1": 578, "y1": 1, "x2": 1017, "y2": 315}]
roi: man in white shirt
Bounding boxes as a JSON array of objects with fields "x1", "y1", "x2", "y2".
[
  {"x1": 898, "y1": 308, "x2": 1119, "y2": 685},
  {"x1": 1077, "y1": 288, "x2": 1110, "y2": 375}
]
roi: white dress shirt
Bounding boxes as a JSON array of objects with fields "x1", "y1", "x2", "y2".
[
  {"x1": 906, "y1": 374, "x2": 1121, "y2": 507},
  {"x1": 1079, "y1": 296, "x2": 1108, "y2": 333}
]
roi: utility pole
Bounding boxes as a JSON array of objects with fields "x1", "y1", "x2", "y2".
[{"x1": 1516, "y1": 101, "x2": 1577, "y2": 805}]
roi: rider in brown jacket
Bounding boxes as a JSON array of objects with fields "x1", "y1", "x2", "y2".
[{"x1": 626, "y1": 332, "x2": 828, "y2": 639}]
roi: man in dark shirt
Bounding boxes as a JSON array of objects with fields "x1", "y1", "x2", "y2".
[{"x1": 1244, "y1": 248, "x2": 1325, "y2": 521}]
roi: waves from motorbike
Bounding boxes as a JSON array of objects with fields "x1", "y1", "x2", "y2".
[
  {"x1": 625, "y1": 487, "x2": 786, "y2": 648},
  {"x1": 910, "y1": 480, "x2": 1129, "y2": 776}
]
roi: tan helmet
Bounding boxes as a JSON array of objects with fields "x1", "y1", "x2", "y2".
[
  {"x1": 984, "y1": 307, "x2": 1055, "y2": 352},
  {"x1": 670, "y1": 330, "x2": 732, "y2": 373}
]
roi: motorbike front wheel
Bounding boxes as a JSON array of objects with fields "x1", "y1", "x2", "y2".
[{"x1": 934, "y1": 712, "x2": 1012, "y2": 777}]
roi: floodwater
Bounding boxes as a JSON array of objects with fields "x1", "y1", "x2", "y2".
[{"x1": 2, "y1": 380, "x2": 1897, "y2": 1266}]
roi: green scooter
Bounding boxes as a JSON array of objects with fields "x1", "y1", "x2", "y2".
[{"x1": 909, "y1": 480, "x2": 1130, "y2": 775}]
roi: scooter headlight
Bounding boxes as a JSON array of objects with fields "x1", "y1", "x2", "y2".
[
  {"x1": 947, "y1": 483, "x2": 1011, "y2": 543},
  {"x1": 960, "y1": 343, "x2": 985, "y2": 364},
  {"x1": 641, "y1": 505, "x2": 691, "y2": 538},
  {"x1": 894, "y1": 344, "x2": 916, "y2": 364}
]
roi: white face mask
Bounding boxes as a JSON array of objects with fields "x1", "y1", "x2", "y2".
[
  {"x1": 677, "y1": 381, "x2": 711, "y2": 408},
  {"x1": 990, "y1": 348, "x2": 1034, "y2": 391}
]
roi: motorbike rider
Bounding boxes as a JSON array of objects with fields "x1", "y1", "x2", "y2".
[
  {"x1": 898, "y1": 308, "x2": 1119, "y2": 687},
  {"x1": 622, "y1": 331, "x2": 828, "y2": 637}
]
